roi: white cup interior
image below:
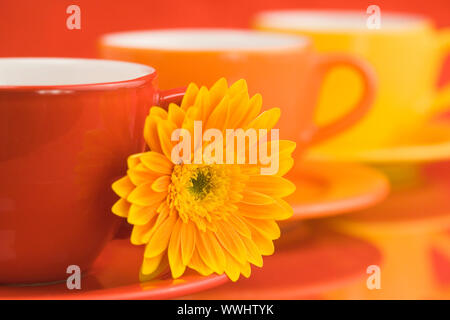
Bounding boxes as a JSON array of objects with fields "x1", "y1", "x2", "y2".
[
  {"x1": 0, "y1": 58, "x2": 154, "y2": 86},
  {"x1": 101, "y1": 29, "x2": 308, "y2": 51},
  {"x1": 255, "y1": 10, "x2": 426, "y2": 31}
]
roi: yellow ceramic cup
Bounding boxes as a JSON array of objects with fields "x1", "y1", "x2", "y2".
[{"x1": 254, "y1": 10, "x2": 450, "y2": 152}]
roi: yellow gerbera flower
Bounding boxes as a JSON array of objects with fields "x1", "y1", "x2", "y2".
[{"x1": 111, "y1": 78, "x2": 296, "y2": 281}]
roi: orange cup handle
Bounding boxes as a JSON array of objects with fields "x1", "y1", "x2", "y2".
[
  {"x1": 307, "y1": 53, "x2": 377, "y2": 145},
  {"x1": 158, "y1": 87, "x2": 186, "y2": 109}
]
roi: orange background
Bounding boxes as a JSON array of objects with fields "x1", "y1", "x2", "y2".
[
  {"x1": 1, "y1": 0, "x2": 449, "y2": 85},
  {"x1": 0, "y1": 0, "x2": 449, "y2": 57}
]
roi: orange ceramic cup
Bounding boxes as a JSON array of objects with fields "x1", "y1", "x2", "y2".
[
  {"x1": 0, "y1": 58, "x2": 184, "y2": 284},
  {"x1": 99, "y1": 29, "x2": 377, "y2": 157}
]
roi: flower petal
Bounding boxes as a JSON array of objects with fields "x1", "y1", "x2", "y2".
[
  {"x1": 209, "y1": 77, "x2": 228, "y2": 108},
  {"x1": 131, "y1": 223, "x2": 155, "y2": 245},
  {"x1": 275, "y1": 198, "x2": 295, "y2": 220},
  {"x1": 248, "y1": 224, "x2": 275, "y2": 255},
  {"x1": 127, "y1": 182, "x2": 167, "y2": 206},
  {"x1": 139, "y1": 255, "x2": 169, "y2": 282},
  {"x1": 127, "y1": 202, "x2": 160, "y2": 225},
  {"x1": 238, "y1": 199, "x2": 293, "y2": 220},
  {"x1": 196, "y1": 230, "x2": 226, "y2": 274},
  {"x1": 237, "y1": 93, "x2": 262, "y2": 128},
  {"x1": 112, "y1": 176, "x2": 135, "y2": 199},
  {"x1": 181, "y1": 221, "x2": 196, "y2": 266},
  {"x1": 226, "y1": 214, "x2": 252, "y2": 239},
  {"x1": 144, "y1": 213, "x2": 177, "y2": 258},
  {"x1": 128, "y1": 164, "x2": 160, "y2": 186},
  {"x1": 241, "y1": 236, "x2": 263, "y2": 267},
  {"x1": 223, "y1": 251, "x2": 241, "y2": 282},
  {"x1": 144, "y1": 115, "x2": 163, "y2": 153},
  {"x1": 205, "y1": 94, "x2": 230, "y2": 132},
  {"x1": 227, "y1": 90, "x2": 249, "y2": 128},
  {"x1": 157, "y1": 120, "x2": 178, "y2": 161},
  {"x1": 240, "y1": 190, "x2": 275, "y2": 205},
  {"x1": 258, "y1": 139, "x2": 296, "y2": 157},
  {"x1": 140, "y1": 151, "x2": 174, "y2": 175},
  {"x1": 215, "y1": 220, "x2": 247, "y2": 264},
  {"x1": 247, "y1": 175, "x2": 296, "y2": 198},
  {"x1": 194, "y1": 86, "x2": 211, "y2": 123},
  {"x1": 243, "y1": 217, "x2": 281, "y2": 240},
  {"x1": 111, "y1": 198, "x2": 130, "y2": 218},
  {"x1": 141, "y1": 251, "x2": 165, "y2": 275},
  {"x1": 151, "y1": 175, "x2": 171, "y2": 192},
  {"x1": 188, "y1": 249, "x2": 213, "y2": 276},
  {"x1": 180, "y1": 83, "x2": 199, "y2": 111},
  {"x1": 149, "y1": 106, "x2": 168, "y2": 119},
  {"x1": 277, "y1": 157, "x2": 294, "y2": 176},
  {"x1": 229, "y1": 79, "x2": 248, "y2": 96},
  {"x1": 235, "y1": 258, "x2": 251, "y2": 279},
  {"x1": 150, "y1": 202, "x2": 170, "y2": 233},
  {"x1": 127, "y1": 153, "x2": 144, "y2": 169},
  {"x1": 168, "y1": 218, "x2": 186, "y2": 278},
  {"x1": 168, "y1": 103, "x2": 186, "y2": 128},
  {"x1": 245, "y1": 108, "x2": 280, "y2": 131}
]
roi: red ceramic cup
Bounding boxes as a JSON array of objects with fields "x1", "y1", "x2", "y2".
[{"x1": 0, "y1": 58, "x2": 184, "y2": 284}]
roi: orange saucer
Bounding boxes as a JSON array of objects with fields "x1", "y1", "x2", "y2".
[
  {"x1": 0, "y1": 240, "x2": 228, "y2": 300},
  {"x1": 183, "y1": 226, "x2": 382, "y2": 299},
  {"x1": 286, "y1": 162, "x2": 389, "y2": 220}
]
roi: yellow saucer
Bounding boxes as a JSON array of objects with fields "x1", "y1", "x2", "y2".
[{"x1": 307, "y1": 120, "x2": 450, "y2": 164}]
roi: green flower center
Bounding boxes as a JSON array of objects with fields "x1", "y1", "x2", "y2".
[{"x1": 189, "y1": 168, "x2": 213, "y2": 200}]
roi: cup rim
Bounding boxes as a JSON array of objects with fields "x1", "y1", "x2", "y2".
[
  {"x1": 253, "y1": 9, "x2": 432, "y2": 33},
  {"x1": 0, "y1": 57, "x2": 157, "y2": 92},
  {"x1": 99, "y1": 28, "x2": 311, "y2": 53}
]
